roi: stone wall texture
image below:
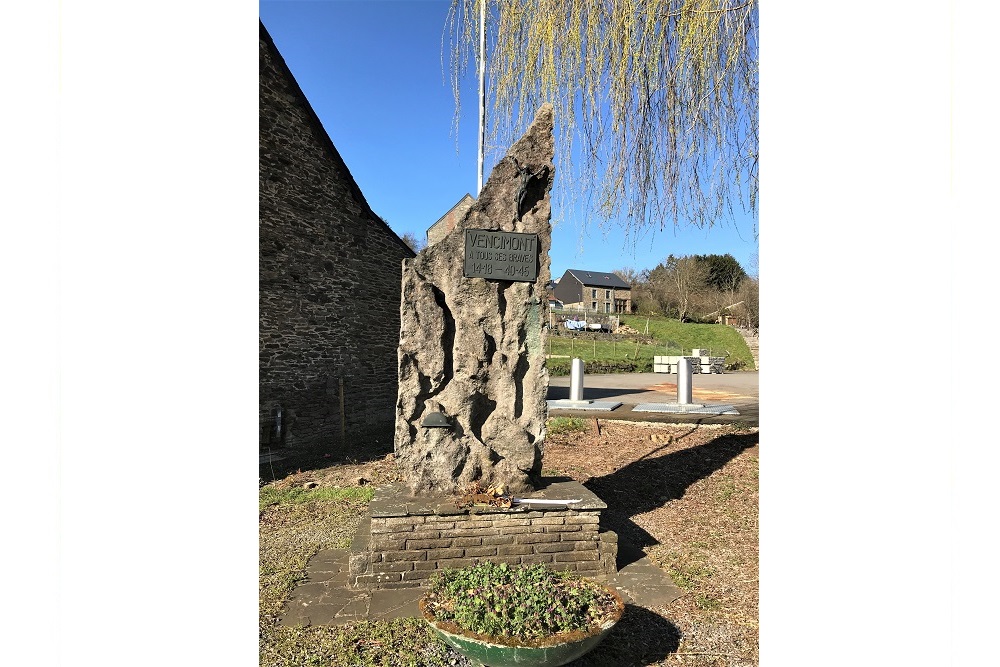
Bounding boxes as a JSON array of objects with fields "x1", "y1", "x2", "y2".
[
  {"x1": 350, "y1": 510, "x2": 618, "y2": 590},
  {"x1": 259, "y1": 22, "x2": 414, "y2": 449}
]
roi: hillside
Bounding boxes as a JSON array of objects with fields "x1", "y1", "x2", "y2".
[{"x1": 546, "y1": 313, "x2": 755, "y2": 376}]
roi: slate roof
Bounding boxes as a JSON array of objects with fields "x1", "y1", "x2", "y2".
[{"x1": 564, "y1": 269, "x2": 631, "y2": 289}]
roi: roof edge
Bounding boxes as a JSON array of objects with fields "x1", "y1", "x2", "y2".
[
  {"x1": 260, "y1": 21, "x2": 415, "y2": 259},
  {"x1": 429, "y1": 193, "x2": 476, "y2": 231},
  {"x1": 564, "y1": 268, "x2": 631, "y2": 289}
]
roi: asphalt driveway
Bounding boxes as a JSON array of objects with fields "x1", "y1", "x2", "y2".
[{"x1": 546, "y1": 371, "x2": 759, "y2": 426}]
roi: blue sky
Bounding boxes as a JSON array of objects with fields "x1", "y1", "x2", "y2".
[{"x1": 259, "y1": 0, "x2": 759, "y2": 279}]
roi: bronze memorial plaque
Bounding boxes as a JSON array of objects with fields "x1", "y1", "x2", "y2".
[{"x1": 463, "y1": 229, "x2": 538, "y2": 282}]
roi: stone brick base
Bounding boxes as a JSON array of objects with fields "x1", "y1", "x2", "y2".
[{"x1": 349, "y1": 480, "x2": 618, "y2": 589}]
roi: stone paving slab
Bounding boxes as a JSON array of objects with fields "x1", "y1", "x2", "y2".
[
  {"x1": 611, "y1": 545, "x2": 683, "y2": 608},
  {"x1": 278, "y1": 542, "x2": 681, "y2": 627},
  {"x1": 369, "y1": 588, "x2": 424, "y2": 619},
  {"x1": 369, "y1": 479, "x2": 608, "y2": 516}
]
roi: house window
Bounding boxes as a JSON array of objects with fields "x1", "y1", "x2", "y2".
[
  {"x1": 605, "y1": 302, "x2": 611, "y2": 313},
  {"x1": 592, "y1": 301, "x2": 597, "y2": 310},
  {"x1": 605, "y1": 290, "x2": 611, "y2": 299},
  {"x1": 591, "y1": 289, "x2": 597, "y2": 298}
]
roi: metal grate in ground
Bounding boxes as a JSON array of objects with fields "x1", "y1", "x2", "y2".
[
  {"x1": 546, "y1": 399, "x2": 623, "y2": 411},
  {"x1": 632, "y1": 403, "x2": 740, "y2": 415}
]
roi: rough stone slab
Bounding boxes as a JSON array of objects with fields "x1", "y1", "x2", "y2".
[
  {"x1": 632, "y1": 403, "x2": 740, "y2": 415},
  {"x1": 306, "y1": 548, "x2": 350, "y2": 574},
  {"x1": 395, "y1": 105, "x2": 556, "y2": 494},
  {"x1": 609, "y1": 545, "x2": 683, "y2": 608},
  {"x1": 368, "y1": 492, "x2": 421, "y2": 518},
  {"x1": 368, "y1": 589, "x2": 424, "y2": 620},
  {"x1": 547, "y1": 399, "x2": 623, "y2": 411},
  {"x1": 369, "y1": 479, "x2": 607, "y2": 515}
]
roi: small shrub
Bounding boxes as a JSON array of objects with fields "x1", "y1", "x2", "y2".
[
  {"x1": 422, "y1": 562, "x2": 620, "y2": 642},
  {"x1": 547, "y1": 358, "x2": 649, "y2": 376},
  {"x1": 695, "y1": 594, "x2": 722, "y2": 610},
  {"x1": 547, "y1": 417, "x2": 588, "y2": 436}
]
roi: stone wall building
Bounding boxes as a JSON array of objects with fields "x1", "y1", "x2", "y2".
[
  {"x1": 551, "y1": 269, "x2": 632, "y2": 314},
  {"x1": 426, "y1": 193, "x2": 475, "y2": 246},
  {"x1": 259, "y1": 21, "x2": 414, "y2": 450}
]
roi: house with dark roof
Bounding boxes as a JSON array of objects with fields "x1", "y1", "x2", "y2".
[
  {"x1": 260, "y1": 21, "x2": 415, "y2": 450},
  {"x1": 551, "y1": 269, "x2": 632, "y2": 314},
  {"x1": 426, "y1": 193, "x2": 475, "y2": 246}
]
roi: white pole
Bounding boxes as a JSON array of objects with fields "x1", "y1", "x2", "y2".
[
  {"x1": 570, "y1": 358, "x2": 585, "y2": 402},
  {"x1": 477, "y1": 0, "x2": 486, "y2": 195},
  {"x1": 677, "y1": 357, "x2": 693, "y2": 405}
]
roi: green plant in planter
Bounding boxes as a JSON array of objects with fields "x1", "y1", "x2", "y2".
[{"x1": 420, "y1": 561, "x2": 624, "y2": 667}]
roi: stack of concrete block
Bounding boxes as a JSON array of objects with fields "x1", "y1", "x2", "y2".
[{"x1": 653, "y1": 352, "x2": 726, "y2": 374}]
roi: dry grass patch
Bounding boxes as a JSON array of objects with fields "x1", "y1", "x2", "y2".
[{"x1": 259, "y1": 465, "x2": 472, "y2": 667}]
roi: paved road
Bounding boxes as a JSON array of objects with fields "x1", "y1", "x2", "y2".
[{"x1": 547, "y1": 371, "x2": 759, "y2": 426}]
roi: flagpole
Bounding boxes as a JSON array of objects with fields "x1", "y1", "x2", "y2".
[{"x1": 477, "y1": 0, "x2": 486, "y2": 195}]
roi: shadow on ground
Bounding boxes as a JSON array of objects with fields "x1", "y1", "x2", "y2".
[
  {"x1": 260, "y1": 437, "x2": 395, "y2": 483},
  {"x1": 547, "y1": 386, "x2": 653, "y2": 401},
  {"x1": 567, "y1": 604, "x2": 682, "y2": 666},
  {"x1": 588, "y1": 431, "x2": 758, "y2": 554}
]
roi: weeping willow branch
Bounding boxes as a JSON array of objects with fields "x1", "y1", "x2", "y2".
[{"x1": 446, "y1": 0, "x2": 758, "y2": 243}]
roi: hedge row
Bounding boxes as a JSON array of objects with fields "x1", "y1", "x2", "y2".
[{"x1": 545, "y1": 358, "x2": 653, "y2": 377}]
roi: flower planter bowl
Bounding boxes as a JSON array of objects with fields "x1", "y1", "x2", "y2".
[{"x1": 419, "y1": 584, "x2": 625, "y2": 667}]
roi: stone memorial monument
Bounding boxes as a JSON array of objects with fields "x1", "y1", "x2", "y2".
[
  {"x1": 348, "y1": 105, "x2": 618, "y2": 589},
  {"x1": 394, "y1": 105, "x2": 555, "y2": 495}
]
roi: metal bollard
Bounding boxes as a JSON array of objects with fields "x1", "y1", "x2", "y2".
[
  {"x1": 569, "y1": 358, "x2": 585, "y2": 402},
  {"x1": 677, "y1": 357, "x2": 693, "y2": 404}
]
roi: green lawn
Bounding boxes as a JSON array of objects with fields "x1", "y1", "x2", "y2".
[{"x1": 546, "y1": 314, "x2": 754, "y2": 375}]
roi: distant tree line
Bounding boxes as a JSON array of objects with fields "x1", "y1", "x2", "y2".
[{"x1": 615, "y1": 253, "x2": 759, "y2": 330}]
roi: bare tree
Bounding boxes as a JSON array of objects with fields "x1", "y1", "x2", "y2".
[
  {"x1": 746, "y1": 251, "x2": 759, "y2": 280},
  {"x1": 737, "y1": 275, "x2": 759, "y2": 331},
  {"x1": 400, "y1": 231, "x2": 426, "y2": 254},
  {"x1": 667, "y1": 256, "x2": 710, "y2": 322},
  {"x1": 613, "y1": 267, "x2": 641, "y2": 286},
  {"x1": 629, "y1": 268, "x2": 660, "y2": 315}
]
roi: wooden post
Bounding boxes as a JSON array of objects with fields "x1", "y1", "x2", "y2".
[{"x1": 339, "y1": 377, "x2": 346, "y2": 444}]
